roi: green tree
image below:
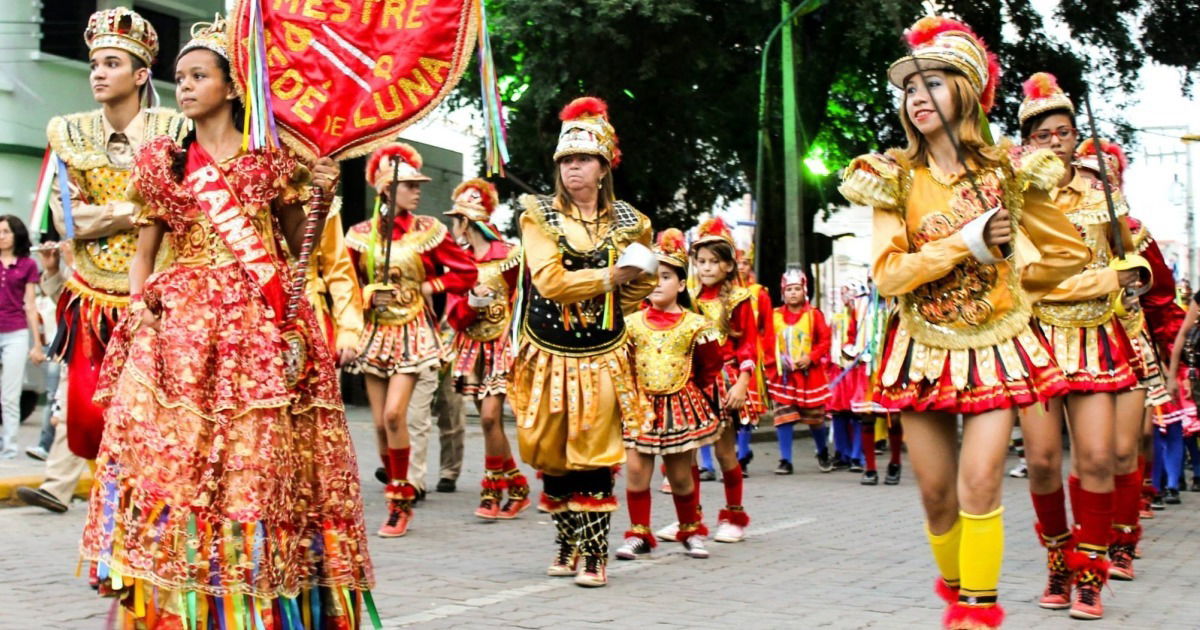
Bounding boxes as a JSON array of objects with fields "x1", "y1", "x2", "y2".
[{"x1": 461, "y1": 0, "x2": 1197, "y2": 291}]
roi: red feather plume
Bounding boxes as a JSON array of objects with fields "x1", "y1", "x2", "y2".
[
  {"x1": 656, "y1": 227, "x2": 687, "y2": 255},
  {"x1": 1022, "y1": 72, "x2": 1061, "y2": 100},
  {"x1": 1078, "y1": 138, "x2": 1128, "y2": 176},
  {"x1": 453, "y1": 178, "x2": 499, "y2": 212},
  {"x1": 559, "y1": 96, "x2": 610, "y2": 122},
  {"x1": 905, "y1": 16, "x2": 1001, "y2": 112},
  {"x1": 698, "y1": 217, "x2": 732, "y2": 240},
  {"x1": 366, "y1": 142, "x2": 422, "y2": 183}
]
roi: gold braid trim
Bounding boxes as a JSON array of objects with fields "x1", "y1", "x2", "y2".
[
  {"x1": 838, "y1": 152, "x2": 903, "y2": 210},
  {"x1": 1011, "y1": 146, "x2": 1065, "y2": 192},
  {"x1": 1066, "y1": 186, "x2": 1130, "y2": 226},
  {"x1": 408, "y1": 215, "x2": 449, "y2": 254},
  {"x1": 1132, "y1": 223, "x2": 1152, "y2": 254},
  {"x1": 498, "y1": 244, "x2": 523, "y2": 272},
  {"x1": 46, "y1": 108, "x2": 188, "y2": 171}
]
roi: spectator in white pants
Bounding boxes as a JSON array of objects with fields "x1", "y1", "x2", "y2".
[
  {"x1": 403, "y1": 363, "x2": 466, "y2": 496},
  {"x1": 0, "y1": 216, "x2": 47, "y2": 458}
]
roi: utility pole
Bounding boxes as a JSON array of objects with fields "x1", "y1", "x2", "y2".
[
  {"x1": 780, "y1": 1, "x2": 802, "y2": 266},
  {"x1": 1145, "y1": 126, "x2": 1196, "y2": 284}
]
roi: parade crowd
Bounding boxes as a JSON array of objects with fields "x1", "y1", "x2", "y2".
[{"x1": 3, "y1": 8, "x2": 1198, "y2": 630}]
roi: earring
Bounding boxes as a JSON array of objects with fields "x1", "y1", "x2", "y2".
[{"x1": 597, "y1": 181, "x2": 603, "y2": 190}]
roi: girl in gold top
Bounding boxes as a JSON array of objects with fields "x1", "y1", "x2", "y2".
[
  {"x1": 509, "y1": 96, "x2": 656, "y2": 588},
  {"x1": 346, "y1": 142, "x2": 478, "y2": 538},
  {"x1": 1014, "y1": 73, "x2": 1147, "y2": 620},
  {"x1": 444, "y1": 178, "x2": 531, "y2": 520},
  {"x1": 615, "y1": 228, "x2": 722, "y2": 562},
  {"x1": 838, "y1": 17, "x2": 1089, "y2": 630}
]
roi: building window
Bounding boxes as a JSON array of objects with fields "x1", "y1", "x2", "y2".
[
  {"x1": 39, "y1": 1, "x2": 179, "y2": 82},
  {"x1": 38, "y1": 0, "x2": 96, "y2": 63}
]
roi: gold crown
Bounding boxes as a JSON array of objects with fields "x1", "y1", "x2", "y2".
[
  {"x1": 85, "y1": 7, "x2": 159, "y2": 66},
  {"x1": 179, "y1": 15, "x2": 230, "y2": 61}
]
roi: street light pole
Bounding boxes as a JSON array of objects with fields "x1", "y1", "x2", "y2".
[{"x1": 751, "y1": 0, "x2": 826, "y2": 278}]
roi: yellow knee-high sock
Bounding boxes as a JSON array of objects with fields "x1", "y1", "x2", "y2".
[
  {"x1": 925, "y1": 517, "x2": 962, "y2": 589},
  {"x1": 958, "y1": 506, "x2": 1004, "y2": 606}
]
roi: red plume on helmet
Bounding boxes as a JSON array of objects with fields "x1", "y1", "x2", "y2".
[
  {"x1": 691, "y1": 216, "x2": 736, "y2": 252},
  {"x1": 655, "y1": 227, "x2": 689, "y2": 269},
  {"x1": 1078, "y1": 138, "x2": 1129, "y2": 184},
  {"x1": 1022, "y1": 72, "x2": 1061, "y2": 100},
  {"x1": 904, "y1": 16, "x2": 1001, "y2": 112},
  {"x1": 453, "y1": 178, "x2": 499, "y2": 213},
  {"x1": 557, "y1": 96, "x2": 621, "y2": 167},
  {"x1": 560, "y1": 96, "x2": 609, "y2": 122},
  {"x1": 365, "y1": 142, "x2": 423, "y2": 187}
]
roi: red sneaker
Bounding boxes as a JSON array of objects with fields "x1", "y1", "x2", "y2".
[
  {"x1": 378, "y1": 500, "x2": 412, "y2": 537},
  {"x1": 497, "y1": 496, "x2": 531, "y2": 519},
  {"x1": 1070, "y1": 578, "x2": 1104, "y2": 620},
  {"x1": 475, "y1": 497, "x2": 501, "y2": 520},
  {"x1": 1037, "y1": 530, "x2": 1074, "y2": 610}
]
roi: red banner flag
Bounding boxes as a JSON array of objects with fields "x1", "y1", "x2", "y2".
[{"x1": 231, "y1": 0, "x2": 478, "y2": 161}]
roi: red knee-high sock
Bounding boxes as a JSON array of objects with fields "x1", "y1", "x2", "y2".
[
  {"x1": 626, "y1": 489, "x2": 652, "y2": 529},
  {"x1": 1113, "y1": 471, "x2": 1141, "y2": 527},
  {"x1": 387, "y1": 448, "x2": 411, "y2": 482},
  {"x1": 691, "y1": 465, "x2": 702, "y2": 506},
  {"x1": 672, "y1": 490, "x2": 700, "y2": 524},
  {"x1": 485, "y1": 455, "x2": 505, "y2": 473},
  {"x1": 1069, "y1": 475, "x2": 1113, "y2": 554},
  {"x1": 502, "y1": 455, "x2": 518, "y2": 471},
  {"x1": 1030, "y1": 486, "x2": 1070, "y2": 537},
  {"x1": 861, "y1": 422, "x2": 877, "y2": 472},
  {"x1": 888, "y1": 425, "x2": 903, "y2": 467},
  {"x1": 721, "y1": 466, "x2": 743, "y2": 508}
]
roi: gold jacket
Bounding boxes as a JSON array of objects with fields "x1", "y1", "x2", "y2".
[{"x1": 47, "y1": 107, "x2": 187, "y2": 303}]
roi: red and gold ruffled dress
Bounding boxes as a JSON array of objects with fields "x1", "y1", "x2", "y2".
[
  {"x1": 624, "y1": 306, "x2": 723, "y2": 454},
  {"x1": 80, "y1": 136, "x2": 375, "y2": 628},
  {"x1": 446, "y1": 239, "x2": 520, "y2": 398},
  {"x1": 692, "y1": 284, "x2": 766, "y2": 424},
  {"x1": 769, "y1": 304, "x2": 832, "y2": 423},
  {"x1": 1032, "y1": 164, "x2": 1138, "y2": 394},
  {"x1": 345, "y1": 212, "x2": 476, "y2": 376},
  {"x1": 839, "y1": 144, "x2": 1090, "y2": 414}
]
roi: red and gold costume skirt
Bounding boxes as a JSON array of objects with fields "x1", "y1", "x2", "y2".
[
  {"x1": 1126, "y1": 327, "x2": 1171, "y2": 406},
  {"x1": 1036, "y1": 317, "x2": 1138, "y2": 394},
  {"x1": 624, "y1": 383, "x2": 721, "y2": 455},
  {"x1": 349, "y1": 314, "x2": 444, "y2": 378},
  {"x1": 450, "y1": 333, "x2": 509, "y2": 399},
  {"x1": 83, "y1": 262, "x2": 374, "y2": 628},
  {"x1": 703, "y1": 363, "x2": 766, "y2": 428},
  {"x1": 876, "y1": 320, "x2": 1068, "y2": 414},
  {"x1": 768, "y1": 365, "x2": 830, "y2": 411}
]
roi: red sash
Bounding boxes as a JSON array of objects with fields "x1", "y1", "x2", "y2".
[{"x1": 185, "y1": 142, "x2": 288, "y2": 326}]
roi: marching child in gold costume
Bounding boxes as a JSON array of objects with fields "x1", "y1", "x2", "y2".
[
  {"x1": 615, "y1": 228, "x2": 722, "y2": 562},
  {"x1": 444, "y1": 179, "x2": 531, "y2": 520}
]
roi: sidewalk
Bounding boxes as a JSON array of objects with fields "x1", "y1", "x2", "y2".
[{"x1": 0, "y1": 410, "x2": 92, "y2": 503}]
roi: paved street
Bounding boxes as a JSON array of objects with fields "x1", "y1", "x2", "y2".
[{"x1": 1, "y1": 407, "x2": 1197, "y2": 629}]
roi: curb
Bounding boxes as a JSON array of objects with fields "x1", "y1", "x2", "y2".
[{"x1": 0, "y1": 472, "x2": 93, "y2": 504}]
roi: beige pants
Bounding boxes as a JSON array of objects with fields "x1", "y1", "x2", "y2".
[
  {"x1": 40, "y1": 367, "x2": 88, "y2": 505},
  {"x1": 406, "y1": 365, "x2": 465, "y2": 491}
]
